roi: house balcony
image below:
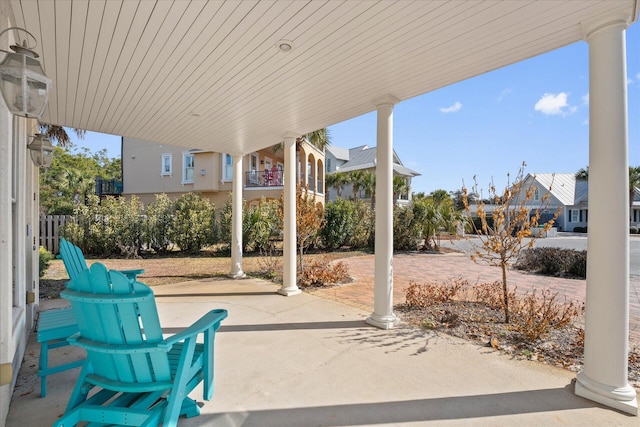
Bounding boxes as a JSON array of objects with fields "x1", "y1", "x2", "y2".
[{"x1": 245, "y1": 170, "x2": 284, "y2": 188}]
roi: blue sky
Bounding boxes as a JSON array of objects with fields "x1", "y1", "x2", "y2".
[{"x1": 73, "y1": 24, "x2": 638, "y2": 196}]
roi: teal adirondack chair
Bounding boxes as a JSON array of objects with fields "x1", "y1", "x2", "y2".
[
  {"x1": 37, "y1": 238, "x2": 144, "y2": 397},
  {"x1": 54, "y1": 263, "x2": 227, "y2": 427}
]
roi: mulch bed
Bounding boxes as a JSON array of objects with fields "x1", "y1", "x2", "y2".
[{"x1": 395, "y1": 301, "x2": 640, "y2": 388}]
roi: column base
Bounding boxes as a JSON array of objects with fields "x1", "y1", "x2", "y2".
[
  {"x1": 228, "y1": 270, "x2": 246, "y2": 279},
  {"x1": 575, "y1": 372, "x2": 638, "y2": 415},
  {"x1": 366, "y1": 312, "x2": 397, "y2": 330},
  {"x1": 277, "y1": 286, "x2": 301, "y2": 296}
]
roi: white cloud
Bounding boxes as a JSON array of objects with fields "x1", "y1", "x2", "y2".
[
  {"x1": 583, "y1": 119, "x2": 589, "y2": 126},
  {"x1": 534, "y1": 92, "x2": 575, "y2": 116},
  {"x1": 582, "y1": 93, "x2": 589, "y2": 106},
  {"x1": 440, "y1": 101, "x2": 462, "y2": 113}
]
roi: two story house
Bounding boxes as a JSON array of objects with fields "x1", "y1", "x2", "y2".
[
  {"x1": 122, "y1": 137, "x2": 325, "y2": 207},
  {"x1": 325, "y1": 144, "x2": 420, "y2": 205}
]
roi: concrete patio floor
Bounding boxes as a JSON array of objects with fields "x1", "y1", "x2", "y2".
[{"x1": 7, "y1": 276, "x2": 639, "y2": 426}]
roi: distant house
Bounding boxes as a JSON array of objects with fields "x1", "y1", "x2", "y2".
[
  {"x1": 122, "y1": 137, "x2": 325, "y2": 207},
  {"x1": 325, "y1": 145, "x2": 420, "y2": 205},
  {"x1": 478, "y1": 173, "x2": 640, "y2": 232}
]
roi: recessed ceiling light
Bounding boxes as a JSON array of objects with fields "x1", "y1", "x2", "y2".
[{"x1": 276, "y1": 39, "x2": 294, "y2": 52}]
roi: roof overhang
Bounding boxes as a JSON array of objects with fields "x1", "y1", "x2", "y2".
[{"x1": 8, "y1": 1, "x2": 638, "y2": 155}]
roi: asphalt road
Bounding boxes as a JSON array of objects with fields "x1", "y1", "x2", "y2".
[{"x1": 441, "y1": 232, "x2": 640, "y2": 279}]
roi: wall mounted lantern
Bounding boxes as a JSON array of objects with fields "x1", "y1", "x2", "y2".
[
  {"x1": 0, "y1": 27, "x2": 51, "y2": 119},
  {"x1": 27, "y1": 133, "x2": 54, "y2": 168}
]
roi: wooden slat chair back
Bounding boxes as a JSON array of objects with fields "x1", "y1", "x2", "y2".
[
  {"x1": 37, "y1": 238, "x2": 144, "y2": 397},
  {"x1": 58, "y1": 237, "x2": 144, "y2": 281},
  {"x1": 54, "y1": 263, "x2": 227, "y2": 427}
]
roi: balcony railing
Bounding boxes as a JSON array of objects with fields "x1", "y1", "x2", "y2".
[
  {"x1": 245, "y1": 170, "x2": 284, "y2": 187},
  {"x1": 95, "y1": 177, "x2": 123, "y2": 197}
]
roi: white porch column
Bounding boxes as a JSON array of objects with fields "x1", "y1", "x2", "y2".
[
  {"x1": 279, "y1": 132, "x2": 301, "y2": 296},
  {"x1": 367, "y1": 95, "x2": 400, "y2": 329},
  {"x1": 576, "y1": 14, "x2": 637, "y2": 415},
  {"x1": 229, "y1": 154, "x2": 246, "y2": 279}
]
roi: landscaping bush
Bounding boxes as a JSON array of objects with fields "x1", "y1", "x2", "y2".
[
  {"x1": 393, "y1": 205, "x2": 419, "y2": 250},
  {"x1": 298, "y1": 257, "x2": 349, "y2": 288},
  {"x1": 103, "y1": 195, "x2": 144, "y2": 257},
  {"x1": 405, "y1": 279, "x2": 468, "y2": 308},
  {"x1": 62, "y1": 195, "x2": 116, "y2": 256},
  {"x1": 510, "y1": 289, "x2": 580, "y2": 341},
  {"x1": 39, "y1": 247, "x2": 54, "y2": 278},
  {"x1": 320, "y1": 198, "x2": 355, "y2": 250},
  {"x1": 403, "y1": 279, "x2": 581, "y2": 343},
  {"x1": 515, "y1": 247, "x2": 587, "y2": 279},
  {"x1": 348, "y1": 200, "x2": 374, "y2": 250},
  {"x1": 631, "y1": 226, "x2": 639, "y2": 235},
  {"x1": 244, "y1": 198, "x2": 281, "y2": 252},
  {"x1": 144, "y1": 193, "x2": 175, "y2": 254},
  {"x1": 573, "y1": 226, "x2": 587, "y2": 233},
  {"x1": 170, "y1": 193, "x2": 216, "y2": 254}
]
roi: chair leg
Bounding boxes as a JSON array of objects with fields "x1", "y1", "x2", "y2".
[
  {"x1": 38, "y1": 341, "x2": 49, "y2": 397},
  {"x1": 65, "y1": 362, "x2": 92, "y2": 412},
  {"x1": 180, "y1": 397, "x2": 201, "y2": 419}
]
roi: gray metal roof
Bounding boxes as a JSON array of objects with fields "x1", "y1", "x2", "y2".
[
  {"x1": 325, "y1": 145, "x2": 350, "y2": 161},
  {"x1": 533, "y1": 173, "x2": 577, "y2": 206},
  {"x1": 333, "y1": 145, "x2": 420, "y2": 177}
]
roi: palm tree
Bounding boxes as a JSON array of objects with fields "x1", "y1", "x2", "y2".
[
  {"x1": 575, "y1": 167, "x2": 589, "y2": 181},
  {"x1": 39, "y1": 124, "x2": 85, "y2": 146},
  {"x1": 348, "y1": 170, "x2": 368, "y2": 201},
  {"x1": 273, "y1": 128, "x2": 332, "y2": 153},
  {"x1": 392, "y1": 176, "x2": 409, "y2": 202},
  {"x1": 362, "y1": 171, "x2": 376, "y2": 208},
  {"x1": 325, "y1": 171, "x2": 350, "y2": 198}
]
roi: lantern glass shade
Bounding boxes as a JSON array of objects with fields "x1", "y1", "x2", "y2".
[
  {"x1": 0, "y1": 45, "x2": 51, "y2": 119},
  {"x1": 27, "y1": 134, "x2": 54, "y2": 168}
]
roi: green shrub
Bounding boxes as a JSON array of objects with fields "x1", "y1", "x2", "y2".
[
  {"x1": 630, "y1": 226, "x2": 639, "y2": 235},
  {"x1": 244, "y1": 198, "x2": 281, "y2": 252},
  {"x1": 39, "y1": 247, "x2": 54, "y2": 278},
  {"x1": 104, "y1": 195, "x2": 144, "y2": 257},
  {"x1": 393, "y1": 205, "x2": 419, "y2": 250},
  {"x1": 573, "y1": 226, "x2": 587, "y2": 233},
  {"x1": 170, "y1": 193, "x2": 216, "y2": 254},
  {"x1": 348, "y1": 200, "x2": 374, "y2": 250},
  {"x1": 144, "y1": 193, "x2": 175, "y2": 254},
  {"x1": 320, "y1": 199, "x2": 355, "y2": 250}
]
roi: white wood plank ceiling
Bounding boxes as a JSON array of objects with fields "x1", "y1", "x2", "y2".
[{"x1": 8, "y1": 0, "x2": 638, "y2": 155}]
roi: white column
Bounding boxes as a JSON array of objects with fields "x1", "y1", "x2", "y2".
[
  {"x1": 279, "y1": 133, "x2": 301, "y2": 296},
  {"x1": 367, "y1": 95, "x2": 399, "y2": 329},
  {"x1": 576, "y1": 14, "x2": 637, "y2": 415},
  {"x1": 229, "y1": 154, "x2": 246, "y2": 279}
]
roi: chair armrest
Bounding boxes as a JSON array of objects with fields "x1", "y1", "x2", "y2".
[
  {"x1": 160, "y1": 309, "x2": 227, "y2": 348},
  {"x1": 116, "y1": 269, "x2": 145, "y2": 281},
  {"x1": 70, "y1": 337, "x2": 169, "y2": 354}
]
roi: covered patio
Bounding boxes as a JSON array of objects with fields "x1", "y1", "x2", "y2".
[
  {"x1": 1, "y1": 1, "x2": 638, "y2": 423},
  {"x1": 7, "y1": 276, "x2": 640, "y2": 426}
]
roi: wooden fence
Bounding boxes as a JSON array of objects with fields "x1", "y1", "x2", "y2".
[{"x1": 39, "y1": 215, "x2": 72, "y2": 254}]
